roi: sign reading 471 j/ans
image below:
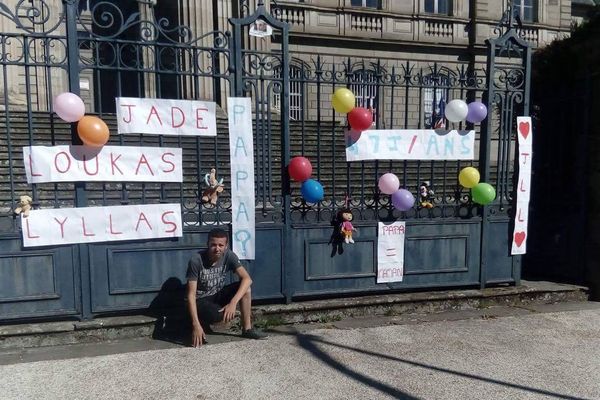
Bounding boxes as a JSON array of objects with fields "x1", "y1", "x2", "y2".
[{"x1": 346, "y1": 129, "x2": 475, "y2": 161}]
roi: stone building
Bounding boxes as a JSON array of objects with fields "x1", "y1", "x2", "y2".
[{"x1": 0, "y1": 0, "x2": 595, "y2": 118}]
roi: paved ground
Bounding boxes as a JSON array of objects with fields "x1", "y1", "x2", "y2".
[{"x1": 1, "y1": 302, "x2": 599, "y2": 400}]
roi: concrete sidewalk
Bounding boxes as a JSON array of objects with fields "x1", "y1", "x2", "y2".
[{"x1": 0, "y1": 301, "x2": 598, "y2": 400}]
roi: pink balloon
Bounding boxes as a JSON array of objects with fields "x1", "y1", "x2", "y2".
[
  {"x1": 54, "y1": 92, "x2": 85, "y2": 122},
  {"x1": 378, "y1": 173, "x2": 400, "y2": 195}
]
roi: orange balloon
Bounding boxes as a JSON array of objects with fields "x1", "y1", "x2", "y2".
[{"x1": 77, "y1": 115, "x2": 109, "y2": 147}]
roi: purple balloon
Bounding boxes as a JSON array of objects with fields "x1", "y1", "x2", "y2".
[
  {"x1": 391, "y1": 189, "x2": 415, "y2": 211},
  {"x1": 466, "y1": 101, "x2": 488, "y2": 124}
]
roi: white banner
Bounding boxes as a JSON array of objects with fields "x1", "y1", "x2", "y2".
[
  {"x1": 23, "y1": 145, "x2": 182, "y2": 184},
  {"x1": 377, "y1": 222, "x2": 405, "y2": 283},
  {"x1": 512, "y1": 117, "x2": 533, "y2": 255},
  {"x1": 346, "y1": 129, "x2": 475, "y2": 161},
  {"x1": 116, "y1": 97, "x2": 217, "y2": 136},
  {"x1": 228, "y1": 97, "x2": 255, "y2": 260},
  {"x1": 21, "y1": 203, "x2": 182, "y2": 247}
]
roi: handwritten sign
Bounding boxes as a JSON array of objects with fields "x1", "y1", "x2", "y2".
[
  {"x1": 228, "y1": 98, "x2": 255, "y2": 260},
  {"x1": 23, "y1": 145, "x2": 182, "y2": 184},
  {"x1": 21, "y1": 203, "x2": 182, "y2": 247},
  {"x1": 377, "y1": 221, "x2": 405, "y2": 283},
  {"x1": 116, "y1": 97, "x2": 216, "y2": 136},
  {"x1": 511, "y1": 117, "x2": 533, "y2": 255},
  {"x1": 346, "y1": 129, "x2": 475, "y2": 161}
]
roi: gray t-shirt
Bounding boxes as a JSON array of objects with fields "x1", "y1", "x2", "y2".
[{"x1": 186, "y1": 249, "x2": 241, "y2": 298}]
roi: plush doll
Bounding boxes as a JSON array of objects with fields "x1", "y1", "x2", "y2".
[
  {"x1": 201, "y1": 168, "x2": 224, "y2": 206},
  {"x1": 14, "y1": 195, "x2": 33, "y2": 217},
  {"x1": 338, "y1": 208, "x2": 357, "y2": 244},
  {"x1": 419, "y1": 181, "x2": 435, "y2": 209}
]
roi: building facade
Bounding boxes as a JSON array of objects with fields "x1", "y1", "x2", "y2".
[{"x1": 0, "y1": 0, "x2": 594, "y2": 321}]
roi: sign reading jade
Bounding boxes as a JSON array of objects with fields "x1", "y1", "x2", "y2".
[
  {"x1": 22, "y1": 203, "x2": 182, "y2": 247},
  {"x1": 116, "y1": 97, "x2": 217, "y2": 136},
  {"x1": 346, "y1": 129, "x2": 475, "y2": 161},
  {"x1": 23, "y1": 145, "x2": 182, "y2": 184},
  {"x1": 228, "y1": 97, "x2": 255, "y2": 260}
]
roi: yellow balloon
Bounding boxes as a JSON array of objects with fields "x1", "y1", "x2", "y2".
[
  {"x1": 332, "y1": 88, "x2": 355, "y2": 114},
  {"x1": 459, "y1": 167, "x2": 480, "y2": 188}
]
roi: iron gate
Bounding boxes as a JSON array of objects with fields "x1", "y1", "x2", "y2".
[{"x1": 0, "y1": 0, "x2": 530, "y2": 321}]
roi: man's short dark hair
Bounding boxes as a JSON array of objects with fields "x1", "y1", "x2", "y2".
[{"x1": 207, "y1": 228, "x2": 228, "y2": 242}]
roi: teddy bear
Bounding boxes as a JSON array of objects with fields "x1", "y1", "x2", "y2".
[
  {"x1": 14, "y1": 195, "x2": 33, "y2": 217},
  {"x1": 201, "y1": 168, "x2": 225, "y2": 206}
]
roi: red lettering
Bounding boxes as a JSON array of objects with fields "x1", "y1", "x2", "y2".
[
  {"x1": 196, "y1": 107, "x2": 208, "y2": 129},
  {"x1": 28, "y1": 154, "x2": 42, "y2": 177},
  {"x1": 81, "y1": 217, "x2": 95, "y2": 237},
  {"x1": 521, "y1": 152, "x2": 530, "y2": 165},
  {"x1": 109, "y1": 214, "x2": 123, "y2": 235},
  {"x1": 408, "y1": 135, "x2": 418, "y2": 154},
  {"x1": 135, "y1": 154, "x2": 155, "y2": 176},
  {"x1": 53, "y1": 217, "x2": 68, "y2": 238},
  {"x1": 171, "y1": 107, "x2": 185, "y2": 128},
  {"x1": 110, "y1": 153, "x2": 123, "y2": 175},
  {"x1": 54, "y1": 151, "x2": 71, "y2": 174},
  {"x1": 161, "y1": 152, "x2": 175, "y2": 173},
  {"x1": 519, "y1": 179, "x2": 527, "y2": 192},
  {"x1": 146, "y1": 105, "x2": 163, "y2": 126},
  {"x1": 25, "y1": 218, "x2": 40, "y2": 239},
  {"x1": 517, "y1": 208, "x2": 525, "y2": 222},
  {"x1": 120, "y1": 104, "x2": 136, "y2": 123},
  {"x1": 82, "y1": 155, "x2": 99, "y2": 176},
  {"x1": 161, "y1": 211, "x2": 177, "y2": 233},
  {"x1": 135, "y1": 212, "x2": 153, "y2": 231}
]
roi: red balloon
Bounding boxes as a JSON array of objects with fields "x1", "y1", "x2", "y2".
[
  {"x1": 348, "y1": 107, "x2": 373, "y2": 131},
  {"x1": 288, "y1": 156, "x2": 312, "y2": 182}
]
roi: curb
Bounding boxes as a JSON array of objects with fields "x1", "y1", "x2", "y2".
[{"x1": 0, "y1": 281, "x2": 588, "y2": 350}]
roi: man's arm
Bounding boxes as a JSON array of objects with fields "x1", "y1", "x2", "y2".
[
  {"x1": 187, "y1": 280, "x2": 205, "y2": 347},
  {"x1": 220, "y1": 266, "x2": 252, "y2": 322}
]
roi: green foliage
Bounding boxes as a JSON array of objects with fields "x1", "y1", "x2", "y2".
[{"x1": 533, "y1": 6, "x2": 600, "y2": 83}]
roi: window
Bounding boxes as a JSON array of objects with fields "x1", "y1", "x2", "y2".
[
  {"x1": 350, "y1": 70, "x2": 378, "y2": 126},
  {"x1": 513, "y1": 0, "x2": 537, "y2": 23},
  {"x1": 423, "y1": 75, "x2": 450, "y2": 129},
  {"x1": 425, "y1": 0, "x2": 452, "y2": 15},
  {"x1": 351, "y1": 0, "x2": 380, "y2": 8},
  {"x1": 272, "y1": 65, "x2": 305, "y2": 121}
]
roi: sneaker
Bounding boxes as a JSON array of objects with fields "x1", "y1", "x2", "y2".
[{"x1": 241, "y1": 328, "x2": 268, "y2": 340}]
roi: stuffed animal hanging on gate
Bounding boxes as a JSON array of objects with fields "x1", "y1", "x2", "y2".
[
  {"x1": 13, "y1": 195, "x2": 33, "y2": 217},
  {"x1": 338, "y1": 208, "x2": 357, "y2": 244},
  {"x1": 419, "y1": 181, "x2": 435, "y2": 209},
  {"x1": 201, "y1": 168, "x2": 225, "y2": 206}
]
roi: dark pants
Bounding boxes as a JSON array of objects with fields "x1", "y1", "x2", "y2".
[{"x1": 196, "y1": 281, "x2": 241, "y2": 326}]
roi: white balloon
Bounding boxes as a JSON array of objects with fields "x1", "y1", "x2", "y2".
[{"x1": 444, "y1": 99, "x2": 468, "y2": 123}]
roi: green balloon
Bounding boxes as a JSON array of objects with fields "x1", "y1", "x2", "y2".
[{"x1": 471, "y1": 182, "x2": 496, "y2": 205}]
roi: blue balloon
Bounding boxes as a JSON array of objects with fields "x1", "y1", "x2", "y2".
[{"x1": 301, "y1": 179, "x2": 324, "y2": 203}]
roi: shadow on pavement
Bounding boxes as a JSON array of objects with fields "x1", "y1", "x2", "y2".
[{"x1": 274, "y1": 329, "x2": 590, "y2": 400}]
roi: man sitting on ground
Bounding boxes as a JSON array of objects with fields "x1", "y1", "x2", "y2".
[{"x1": 186, "y1": 228, "x2": 267, "y2": 347}]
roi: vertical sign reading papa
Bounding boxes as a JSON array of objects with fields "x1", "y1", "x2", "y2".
[{"x1": 228, "y1": 98, "x2": 255, "y2": 260}]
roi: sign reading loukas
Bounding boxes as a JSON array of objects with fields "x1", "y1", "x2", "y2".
[
  {"x1": 24, "y1": 145, "x2": 182, "y2": 184},
  {"x1": 22, "y1": 204, "x2": 183, "y2": 247},
  {"x1": 116, "y1": 97, "x2": 217, "y2": 136}
]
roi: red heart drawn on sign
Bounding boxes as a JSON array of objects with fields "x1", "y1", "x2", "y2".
[
  {"x1": 514, "y1": 231, "x2": 526, "y2": 247},
  {"x1": 518, "y1": 122, "x2": 530, "y2": 140}
]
